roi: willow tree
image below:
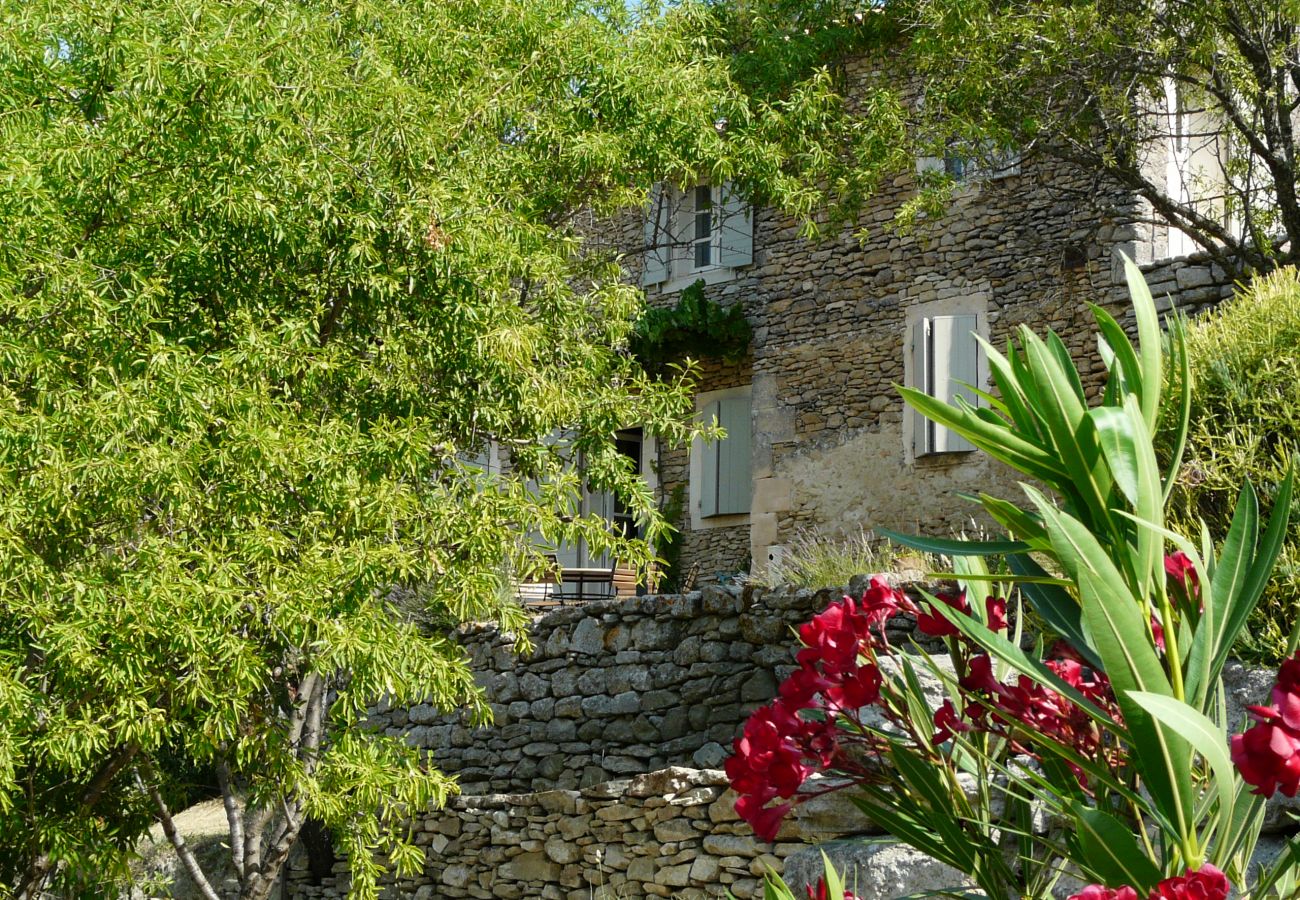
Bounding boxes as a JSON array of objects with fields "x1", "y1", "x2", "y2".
[{"x1": 0, "y1": 1, "x2": 896, "y2": 897}]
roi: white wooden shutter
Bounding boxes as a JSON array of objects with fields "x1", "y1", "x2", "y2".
[
  {"x1": 698, "y1": 400, "x2": 720, "y2": 518},
  {"x1": 912, "y1": 319, "x2": 932, "y2": 458},
  {"x1": 929, "y1": 315, "x2": 978, "y2": 453},
  {"x1": 717, "y1": 185, "x2": 753, "y2": 269},
  {"x1": 715, "y1": 395, "x2": 752, "y2": 515},
  {"x1": 642, "y1": 183, "x2": 669, "y2": 287}
]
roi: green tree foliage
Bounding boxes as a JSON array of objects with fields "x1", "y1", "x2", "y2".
[
  {"x1": 893, "y1": 0, "x2": 1300, "y2": 273},
  {"x1": 718, "y1": 0, "x2": 1300, "y2": 274},
  {"x1": 0, "y1": 1, "x2": 891, "y2": 896},
  {"x1": 1162, "y1": 269, "x2": 1300, "y2": 664}
]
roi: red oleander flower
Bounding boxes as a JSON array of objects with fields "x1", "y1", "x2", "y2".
[
  {"x1": 806, "y1": 877, "x2": 860, "y2": 900},
  {"x1": 1231, "y1": 708, "x2": 1300, "y2": 797},
  {"x1": 932, "y1": 699, "x2": 971, "y2": 744},
  {"x1": 1164, "y1": 551, "x2": 1200, "y2": 601},
  {"x1": 859, "y1": 576, "x2": 915, "y2": 627},
  {"x1": 726, "y1": 703, "x2": 812, "y2": 799},
  {"x1": 1150, "y1": 614, "x2": 1166, "y2": 653},
  {"x1": 916, "y1": 590, "x2": 970, "y2": 637},
  {"x1": 1067, "y1": 886, "x2": 1139, "y2": 900},
  {"x1": 734, "y1": 794, "x2": 790, "y2": 842},
  {"x1": 985, "y1": 596, "x2": 1008, "y2": 632},
  {"x1": 1151, "y1": 865, "x2": 1229, "y2": 900},
  {"x1": 1232, "y1": 651, "x2": 1300, "y2": 797},
  {"x1": 825, "y1": 663, "x2": 882, "y2": 711},
  {"x1": 798, "y1": 596, "x2": 869, "y2": 677}
]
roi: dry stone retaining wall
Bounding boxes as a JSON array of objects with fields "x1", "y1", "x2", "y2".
[
  {"x1": 372, "y1": 580, "x2": 943, "y2": 795},
  {"x1": 286, "y1": 768, "x2": 868, "y2": 900}
]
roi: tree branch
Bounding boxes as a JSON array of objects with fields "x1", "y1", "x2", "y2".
[
  {"x1": 136, "y1": 762, "x2": 222, "y2": 900},
  {"x1": 216, "y1": 758, "x2": 247, "y2": 884}
]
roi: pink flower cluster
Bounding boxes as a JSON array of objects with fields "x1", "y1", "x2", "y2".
[
  {"x1": 1069, "y1": 865, "x2": 1229, "y2": 900},
  {"x1": 726, "y1": 580, "x2": 905, "y2": 839},
  {"x1": 726, "y1": 576, "x2": 1115, "y2": 839},
  {"x1": 938, "y1": 652, "x2": 1121, "y2": 780},
  {"x1": 1231, "y1": 652, "x2": 1300, "y2": 797}
]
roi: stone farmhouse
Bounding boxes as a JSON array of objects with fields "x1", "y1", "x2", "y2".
[{"x1": 581, "y1": 60, "x2": 1242, "y2": 586}]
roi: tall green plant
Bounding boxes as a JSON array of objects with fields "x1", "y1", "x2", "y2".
[{"x1": 888, "y1": 257, "x2": 1294, "y2": 878}]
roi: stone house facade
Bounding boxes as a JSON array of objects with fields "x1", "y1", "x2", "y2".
[{"x1": 607, "y1": 59, "x2": 1239, "y2": 583}]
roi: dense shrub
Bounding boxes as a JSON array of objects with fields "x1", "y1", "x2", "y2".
[{"x1": 1163, "y1": 267, "x2": 1300, "y2": 663}]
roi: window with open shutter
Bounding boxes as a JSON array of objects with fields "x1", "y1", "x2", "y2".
[
  {"x1": 699, "y1": 392, "x2": 752, "y2": 518},
  {"x1": 913, "y1": 314, "x2": 980, "y2": 456},
  {"x1": 642, "y1": 183, "x2": 670, "y2": 287}
]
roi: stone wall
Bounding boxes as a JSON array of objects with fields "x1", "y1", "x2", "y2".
[
  {"x1": 373, "y1": 580, "x2": 943, "y2": 795},
  {"x1": 284, "y1": 590, "x2": 1299, "y2": 900},
  {"x1": 285, "y1": 768, "x2": 866, "y2": 900},
  {"x1": 1139, "y1": 250, "x2": 1239, "y2": 315}
]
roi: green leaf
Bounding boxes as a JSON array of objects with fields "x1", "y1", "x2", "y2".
[
  {"x1": 898, "y1": 386, "x2": 1068, "y2": 482},
  {"x1": 1121, "y1": 253, "x2": 1163, "y2": 432},
  {"x1": 1004, "y1": 553, "x2": 1101, "y2": 671},
  {"x1": 1128, "y1": 691, "x2": 1238, "y2": 861},
  {"x1": 875, "y1": 528, "x2": 1029, "y2": 557},
  {"x1": 1029, "y1": 492, "x2": 1195, "y2": 845},
  {"x1": 1068, "y1": 802, "x2": 1163, "y2": 893}
]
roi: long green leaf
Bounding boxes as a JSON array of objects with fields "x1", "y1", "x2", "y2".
[
  {"x1": 1089, "y1": 405, "x2": 1142, "y2": 508},
  {"x1": 1069, "y1": 802, "x2": 1164, "y2": 892},
  {"x1": 1021, "y1": 330, "x2": 1112, "y2": 527},
  {"x1": 1005, "y1": 553, "x2": 1101, "y2": 671},
  {"x1": 1186, "y1": 482, "x2": 1257, "y2": 708},
  {"x1": 1089, "y1": 303, "x2": 1144, "y2": 407},
  {"x1": 1029, "y1": 492, "x2": 1195, "y2": 846},
  {"x1": 1122, "y1": 253, "x2": 1163, "y2": 431},
  {"x1": 979, "y1": 337, "x2": 1041, "y2": 439},
  {"x1": 1128, "y1": 691, "x2": 1238, "y2": 861},
  {"x1": 1161, "y1": 314, "x2": 1193, "y2": 504},
  {"x1": 1215, "y1": 464, "x2": 1295, "y2": 677},
  {"x1": 898, "y1": 386, "x2": 1066, "y2": 481},
  {"x1": 875, "y1": 528, "x2": 1029, "y2": 557}
]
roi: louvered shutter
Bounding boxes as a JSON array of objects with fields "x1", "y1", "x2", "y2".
[
  {"x1": 929, "y1": 315, "x2": 978, "y2": 453},
  {"x1": 715, "y1": 395, "x2": 752, "y2": 515},
  {"x1": 698, "y1": 401, "x2": 720, "y2": 518},
  {"x1": 912, "y1": 319, "x2": 932, "y2": 458},
  {"x1": 642, "y1": 183, "x2": 669, "y2": 287},
  {"x1": 717, "y1": 185, "x2": 753, "y2": 269}
]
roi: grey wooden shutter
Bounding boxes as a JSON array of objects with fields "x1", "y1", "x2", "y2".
[
  {"x1": 913, "y1": 319, "x2": 932, "y2": 458},
  {"x1": 717, "y1": 184, "x2": 753, "y2": 269},
  {"x1": 642, "y1": 183, "x2": 669, "y2": 287},
  {"x1": 929, "y1": 315, "x2": 979, "y2": 453},
  {"x1": 715, "y1": 394, "x2": 752, "y2": 515},
  {"x1": 698, "y1": 400, "x2": 721, "y2": 518}
]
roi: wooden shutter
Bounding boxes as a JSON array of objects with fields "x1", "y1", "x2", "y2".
[
  {"x1": 929, "y1": 315, "x2": 979, "y2": 453},
  {"x1": 717, "y1": 185, "x2": 753, "y2": 268},
  {"x1": 715, "y1": 395, "x2": 752, "y2": 515},
  {"x1": 912, "y1": 319, "x2": 932, "y2": 458},
  {"x1": 642, "y1": 183, "x2": 669, "y2": 287},
  {"x1": 698, "y1": 401, "x2": 720, "y2": 518}
]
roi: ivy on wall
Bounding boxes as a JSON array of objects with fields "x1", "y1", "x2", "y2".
[{"x1": 630, "y1": 280, "x2": 752, "y2": 373}]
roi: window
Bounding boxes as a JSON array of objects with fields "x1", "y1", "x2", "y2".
[
  {"x1": 916, "y1": 144, "x2": 1021, "y2": 183},
  {"x1": 541, "y1": 428, "x2": 654, "y2": 569},
  {"x1": 642, "y1": 182, "x2": 753, "y2": 291},
  {"x1": 692, "y1": 387, "x2": 752, "y2": 521},
  {"x1": 910, "y1": 314, "x2": 982, "y2": 457},
  {"x1": 691, "y1": 184, "x2": 716, "y2": 269}
]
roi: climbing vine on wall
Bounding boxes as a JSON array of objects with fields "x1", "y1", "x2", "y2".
[{"x1": 630, "y1": 280, "x2": 752, "y2": 373}]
